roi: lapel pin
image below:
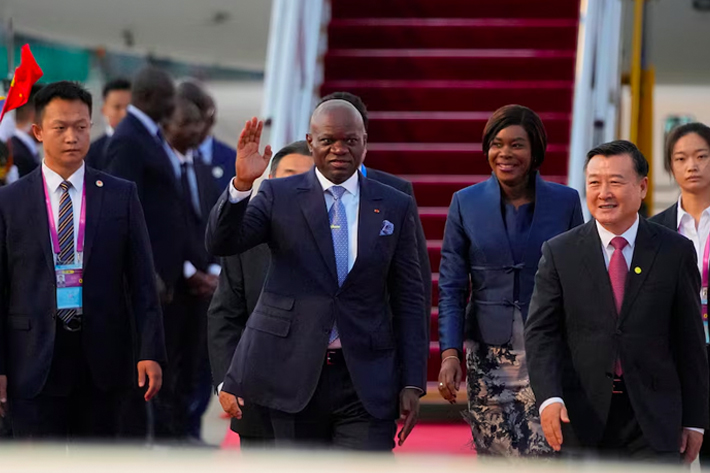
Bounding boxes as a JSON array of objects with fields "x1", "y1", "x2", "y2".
[
  {"x1": 374, "y1": 209, "x2": 380, "y2": 213},
  {"x1": 634, "y1": 266, "x2": 641, "y2": 274},
  {"x1": 96, "y1": 180, "x2": 104, "y2": 188}
]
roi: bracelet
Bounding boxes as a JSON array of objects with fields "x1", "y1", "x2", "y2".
[{"x1": 441, "y1": 355, "x2": 460, "y2": 365}]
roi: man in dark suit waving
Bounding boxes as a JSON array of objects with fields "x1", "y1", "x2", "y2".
[
  {"x1": 206, "y1": 100, "x2": 428, "y2": 451},
  {"x1": 0, "y1": 81, "x2": 165, "y2": 439},
  {"x1": 525, "y1": 140, "x2": 708, "y2": 461}
]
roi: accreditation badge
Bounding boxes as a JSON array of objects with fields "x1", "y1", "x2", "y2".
[{"x1": 55, "y1": 264, "x2": 83, "y2": 310}]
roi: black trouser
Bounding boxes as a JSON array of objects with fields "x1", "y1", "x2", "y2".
[
  {"x1": 10, "y1": 322, "x2": 130, "y2": 440},
  {"x1": 153, "y1": 288, "x2": 210, "y2": 439},
  {"x1": 597, "y1": 379, "x2": 680, "y2": 462},
  {"x1": 267, "y1": 349, "x2": 397, "y2": 451}
]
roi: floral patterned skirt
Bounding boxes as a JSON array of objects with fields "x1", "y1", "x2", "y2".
[{"x1": 463, "y1": 309, "x2": 551, "y2": 457}]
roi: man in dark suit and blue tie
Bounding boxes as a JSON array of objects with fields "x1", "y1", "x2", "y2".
[
  {"x1": 206, "y1": 100, "x2": 428, "y2": 451},
  {"x1": 85, "y1": 78, "x2": 131, "y2": 170},
  {"x1": 0, "y1": 81, "x2": 165, "y2": 439}
]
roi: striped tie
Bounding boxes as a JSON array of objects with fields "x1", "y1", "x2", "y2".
[{"x1": 56, "y1": 180, "x2": 77, "y2": 325}]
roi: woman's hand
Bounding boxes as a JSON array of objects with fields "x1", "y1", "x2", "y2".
[{"x1": 438, "y1": 350, "x2": 463, "y2": 403}]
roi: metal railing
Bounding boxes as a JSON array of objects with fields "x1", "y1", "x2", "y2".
[
  {"x1": 568, "y1": 0, "x2": 624, "y2": 219},
  {"x1": 261, "y1": 0, "x2": 327, "y2": 154}
]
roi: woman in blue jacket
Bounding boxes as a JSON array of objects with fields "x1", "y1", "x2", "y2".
[{"x1": 437, "y1": 104, "x2": 584, "y2": 456}]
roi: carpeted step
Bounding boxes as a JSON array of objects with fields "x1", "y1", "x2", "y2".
[
  {"x1": 408, "y1": 174, "x2": 568, "y2": 207},
  {"x1": 329, "y1": 18, "x2": 578, "y2": 50},
  {"x1": 324, "y1": 49, "x2": 576, "y2": 81},
  {"x1": 321, "y1": 80, "x2": 575, "y2": 112},
  {"x1": 432, "y1": 272, "x2": 439, "y2": 307},
  {"x1": 331, "y1": 0, "x2": 579, "y2": 20},
  {"x1": 368, "y1": 111, "x2": 571, "y2": 144},
  {"x1": 428, "y1": 240, "x2": 442, "y2": 274},
  {"x1": 419, "y1": 207, "x2": 448, "y2": 241},
  {"x1": 367, "y1": 143, "x2": 569, "y2": 176}
]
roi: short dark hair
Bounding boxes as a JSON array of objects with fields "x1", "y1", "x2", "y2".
[
  {"x1": 318, "y1": 92, "x2": 368, "y2": 130},
  {"x1": 15, "y1": 84, "x2": 44, "y2": 122},
  {"x1": 270, "y1": 140, "x2": 311, "y2": 175},
  {"x1": 482, "y1": 104, "x2": 547, "y2": 169},
  {"x1": 34, "y1": 81, "x2": 92, "y2": 123},
  {"x1": 664, "y1": 122, "x2": 710, "y2": 173},
  {"x1": 102, "y1": 78, "x2": 131, "y2": 99},
  {"x1": 585, "y1": 140, "x2": 649, "y2": 178}
]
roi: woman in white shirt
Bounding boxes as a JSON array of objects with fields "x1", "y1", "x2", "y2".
[{"x1": 650, "y1": 122, "x2": 710, "y2": 464}]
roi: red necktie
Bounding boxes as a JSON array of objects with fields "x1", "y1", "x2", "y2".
[{"x1": 609, "y1": 236, "x2": 628, "y2": 376}]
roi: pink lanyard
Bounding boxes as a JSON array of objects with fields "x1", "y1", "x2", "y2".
[
  {"x1": 42, "y1": 172, "x2": 86, "y2": 256},
  {"x1": 679, "y1": 222, "x2": 710, "y2": 321}
]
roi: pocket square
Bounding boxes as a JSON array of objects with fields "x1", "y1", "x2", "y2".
[{"x1": 380, "y1": 220, "x2": 394, "y2": 236}]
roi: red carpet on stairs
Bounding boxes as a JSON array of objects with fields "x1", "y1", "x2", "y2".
[
  {"x1": 221, "y1": 423, "x2": 476, "y2": 455},
  {"x1": 323, "y1": 0, "x2": 579, "y2": 389}
]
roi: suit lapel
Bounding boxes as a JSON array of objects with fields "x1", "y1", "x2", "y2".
[
  {"x1": 342, "y1": 174, "x2": 383, "y2": 289},
  {"x1": 298, "y1": 170, "x2": 338, "y2": 284},
  {"x1": 620, "y1": 219, "x2": 658, "y2": 320},
  {"x1": 467, "y1": 175, "x2": 514, "y2": 266},
  {"x1": 26, "y1": 169, "x2": 55, "y2": 274},
  {"x1": 81, "y1": 168, "x2": 105, "y2": 269},
  {"x1": 522, "y1": 173, "x2": 554, "y2": 272},
  {"x1": 579, "y1": 220, "x2": 618, "y2": 319}
]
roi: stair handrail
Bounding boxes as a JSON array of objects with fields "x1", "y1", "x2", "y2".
[
  {"x1": 568, "y1": 0, "x2": 624, "y2": 219},
  {"x1": 261, "y1": 0, "x2": 326, "y2": 154}
]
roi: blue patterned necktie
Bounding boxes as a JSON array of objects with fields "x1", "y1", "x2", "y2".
[
  {"x1": 328, "y1": 185, "x2": 348, "y2": 343},
  {"x1": 56, "y1": 181, "x2": 77, "y2": 325}
]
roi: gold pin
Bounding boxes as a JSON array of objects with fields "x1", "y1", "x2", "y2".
[
  {"x1": 96, "y1": 180, "x2": 104, "y2": 187},
  {"x1": 330, "y1": 225, "x2": 340, "y2": 229},
  {"x1": 374, "y1": 209, "x2": 380, "y2": 213},
  {"x1": 634, "y1": 267, "x2": 642, "y2": 274}
]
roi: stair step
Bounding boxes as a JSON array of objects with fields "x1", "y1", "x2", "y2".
[
  {"x1": 322, "y1": 80, "x2": 574, "y2": 112},
  {"x1": 430, "y1": 307, "x2": 439, "y2": 341},
  {"x1": 419, "y1": 207, "x2": 449, "y2": 241},
  {"x1": 428, "y1": 240, "x2": 443, "y2": 275},
  {"x1": 432, "y1": 272, "x2": 439, "y2": 307},
  {"x1": 324, "y1": 49, "x2": 575, "y2": 81},
  {"x1": 408, "y1": 174, "x2": 568, "y2": 207},
  {"x1": 366, "y1": 143, "x2": 569, "y2": 176},
  {"x1": 329, "y1": 18, "x2": 578, "y2": 50},
  {"x1": 331, "y1": 0, "x2": 580, "y2": 20},
  {"x1": 368, "y1": 111, "x2": 570, "y2": 144}
]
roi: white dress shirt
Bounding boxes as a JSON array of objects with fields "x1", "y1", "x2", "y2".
[
  {"x1": 539, "y1": 215, "x2": 702, "y2": 434},
  {"x1": 42, "y1": 161, "x2": 85, "y2": 265}
]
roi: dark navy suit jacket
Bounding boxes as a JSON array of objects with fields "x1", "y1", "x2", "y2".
[
  {"x1": 0, "y1": 166, "x2": 166, "y2": 399},
  {"x1": 105, "y1": 113, "x2": 193, "y2": 288},
  {"x1": 438, "y1": 173, "x2": 583, "y2": 350},
  {"x1": 205, "y1": 169, "x2": 428, "y2": 420},
  {"x1": 10, "y1": 136, "x2": 39, "y2": 178},
  {"x1": 85, "y1": 134, "x2": 110, "y2": 170},
  {"x1": 206, "y1": 138, "x2": 236, "y2": 190}
]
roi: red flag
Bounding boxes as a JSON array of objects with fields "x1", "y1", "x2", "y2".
[{"x1": 0, "y1": 44, "x2": 44, "y2": 122}]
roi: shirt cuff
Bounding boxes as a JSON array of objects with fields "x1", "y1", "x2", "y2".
[
  {"x1": 539, "y1": 397, "x2": 565, "y2": 416},
  {"x1": 404, "y1": 386, "x2": 425, "y2": 395},
  {"x1": 208, "y1": 264, "x2": 221, "y2": 276},
  {"x1": 217, "y1": 382, "x2": 224, "y2": 393},
  {"x1": 228, "y1": 179, "x2": 253, "y2": 203},
  {"x1": 685, "y1": 427, "x2": 705, "y2": 435},
  {"x1": 183, "y1": 261, "x2": 197, "y2": 279}
]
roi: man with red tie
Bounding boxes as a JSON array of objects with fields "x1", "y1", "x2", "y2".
[{"x1": 525, "y1": 140, "x2": 708, "y2": 462}]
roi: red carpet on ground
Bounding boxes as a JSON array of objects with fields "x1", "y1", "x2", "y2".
[{"x1": 221, "y1": 422, "x2": 475, "y2": 455}]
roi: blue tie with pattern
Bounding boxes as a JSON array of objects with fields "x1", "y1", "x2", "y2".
[
  {"x1": 56, "y1": 181, "x2": 77, "y2": 325},
  {"x1": 328, "y1": 185, "x2": 348, "y2": 343}
]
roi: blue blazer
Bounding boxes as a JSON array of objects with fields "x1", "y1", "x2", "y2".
[
  {"x1": 438, "y1": 173, "x2": 583, "y2": 350},
  {"x1": 205, "y1": 169, "x2": 428, "y2": 420},
  {"x1": 85, "y1": 133, "x2": 110, "y2": 170},
  {"x1": 210, "y1": 138, "x2": 236, "y2": 190},
  {"x1": 0, "y1": 166, "x2": 166, "y2": 398}
]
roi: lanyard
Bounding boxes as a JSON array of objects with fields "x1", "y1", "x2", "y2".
[{"x1": 42, "y1": 172, "x2": 86, "y2": 255}]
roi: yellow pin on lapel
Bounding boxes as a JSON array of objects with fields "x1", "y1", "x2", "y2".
[
  {"x1": 96, "y1": 180, "x2": 104, "y2": 188},
  {"x1": 634, "y1": 266, "x2": 642, "y2": 274}
]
